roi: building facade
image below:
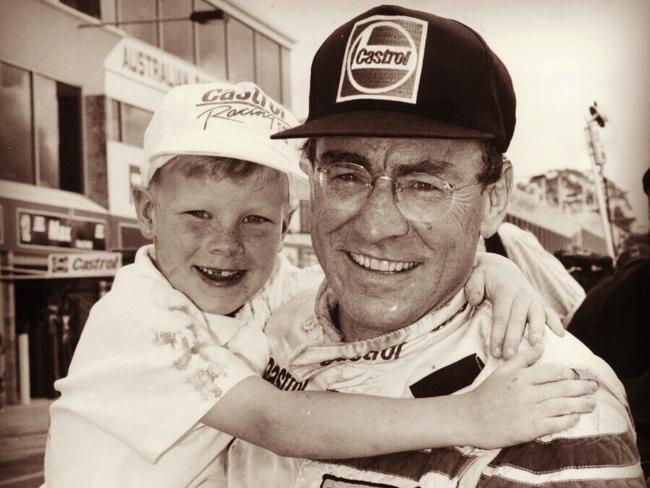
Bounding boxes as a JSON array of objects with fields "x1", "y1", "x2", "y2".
[
  {"x1": 0, "y1": 0, "x2": 295, "y2": 405},
  {"x1": 518, "y1": 168, "x2": 635, "y2": 251}
]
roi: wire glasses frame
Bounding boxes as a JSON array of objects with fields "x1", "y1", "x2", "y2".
[{"x1": 315, "y1": 162, "x2": 481, "y2": 223}]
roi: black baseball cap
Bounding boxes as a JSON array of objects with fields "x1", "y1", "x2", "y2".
[{"x1": 273, "y1": 4, "x2": 516, "y2": 152}]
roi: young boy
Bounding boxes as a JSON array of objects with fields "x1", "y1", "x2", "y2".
[{"x1": 44, "y1": 82, "x2": 595, "y2": 487}]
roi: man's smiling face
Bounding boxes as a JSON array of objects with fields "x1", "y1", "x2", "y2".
[{"x1": 310, "y1": 137, "x2": 495, "y2": 341}]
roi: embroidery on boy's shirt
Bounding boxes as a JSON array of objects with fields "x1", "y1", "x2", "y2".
[
  {"x1": 154, "y1": 325, "x2": 209, "y2": 369},
  {"x1": 186, "y1": 365, "x2": 226, "y2": 400},
  {"x1": 154, "y1": 324, "x2": 227, "y2": 400}
]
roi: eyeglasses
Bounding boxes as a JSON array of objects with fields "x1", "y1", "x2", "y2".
[{"x1": 316, "y1": 162, "x2": 480, "y2": 223}]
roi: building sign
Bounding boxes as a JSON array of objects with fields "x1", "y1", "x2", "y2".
[
  {"x1": 104, "y1": 38, "x2": 212, "y2": 92},
  {"x1": 18, "y1": 210, "x2": 107, "y2": 250},
  {"x1": 48, "y1": 252, "x2": 122, "y2": 277}
]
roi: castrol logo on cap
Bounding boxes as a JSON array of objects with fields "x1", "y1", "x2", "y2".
[{"x1": 337, "y1": 15, "x2": 427, "y2": 103}]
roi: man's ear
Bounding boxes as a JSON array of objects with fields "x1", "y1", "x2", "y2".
[
  {"x1": 479, "y1": 158, "x2": 512, "y2": 239},
  {"x1": 132, "y1": 186, "x2": 156, "y2": 240}
]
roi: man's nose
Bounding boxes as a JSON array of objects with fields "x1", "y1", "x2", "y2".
[
  {"x1": 352, "y1": 178, "x2": 409, "y2": 243},
  {"x1": 207, "y1": 225, "x2": 244, "y2": 256}
]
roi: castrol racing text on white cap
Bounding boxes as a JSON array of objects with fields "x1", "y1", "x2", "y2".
[
  {"x1": 142, "y1": 81, "x2": 304, "y2": 188},
  {"x1": 196, "y1": 85, "x2": 293, "y2": 133},
  {"x1": 336, "y1": 15, "x2": 428, "y2": 104}
]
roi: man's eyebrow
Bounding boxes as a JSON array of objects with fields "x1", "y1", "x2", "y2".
[
  {"x1": 394, "y1": 160, "x2": 453, "y2": 177},
  {"x1": 318, "y1": 150, "x2": 370, "y2": 168}
]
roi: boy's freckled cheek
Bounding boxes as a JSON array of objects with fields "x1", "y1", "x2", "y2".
[{"x1": 183, "y1": 221, "x2": 213, "y2": 238}]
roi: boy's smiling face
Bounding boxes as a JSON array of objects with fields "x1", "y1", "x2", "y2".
[{"x1": 136, "y1": 160, "x2": 290, "y2": 315}]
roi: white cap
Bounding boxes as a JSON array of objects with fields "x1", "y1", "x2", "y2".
[{"x1": 142, "y1": 81, "x2": 306, "y2": 191}]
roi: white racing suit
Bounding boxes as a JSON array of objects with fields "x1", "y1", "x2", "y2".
[{"x1": 225, "y1": 283, "x2": 644, "y2": 487}]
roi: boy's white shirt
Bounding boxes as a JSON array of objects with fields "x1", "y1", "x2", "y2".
[{"x1": 44, "y1": 244, "x2": 321, "y2": 488}]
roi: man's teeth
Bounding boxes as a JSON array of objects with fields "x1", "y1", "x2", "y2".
[
  {"x1": 196, "y1": 266, "x2": 241, "y2": 278},
  {"x1": 348, "y1": 253, "x2": 417, "y2": 272}
]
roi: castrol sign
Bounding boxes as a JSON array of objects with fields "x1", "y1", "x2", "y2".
[{"x1": 337, "y1": 15, "x2": 427, "y2": 103}]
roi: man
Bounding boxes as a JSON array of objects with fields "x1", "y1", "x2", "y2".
[{"x1": 226, "y1": 5, "x2": 643, "y2": 486}]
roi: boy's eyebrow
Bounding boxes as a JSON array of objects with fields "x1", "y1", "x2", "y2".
[
  {"x1": 318, "y1": 150, "x2": 370, "y2": 169},
  {"x1": 394, "y1": 159, "x2": 454, "y2": 178}
]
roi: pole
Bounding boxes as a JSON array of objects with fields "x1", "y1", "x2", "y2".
[
  {"x1": 18, "y1": 333, "x2": 30, "y2": 405},
  {"x1": 584, "y1": 121, "x2": 616, "y2": 258}
]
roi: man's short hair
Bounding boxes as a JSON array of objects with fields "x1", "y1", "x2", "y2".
[{"x1": 300, "y1": 138, "x2": 503, "y2": 187}]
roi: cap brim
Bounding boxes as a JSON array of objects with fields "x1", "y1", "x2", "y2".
[
  {"x1": 148, "y1": 127, "x2": 307, "y2": 180},
  {"x1": 272, "y1": 110, "x2": 495, "y2": 141}
]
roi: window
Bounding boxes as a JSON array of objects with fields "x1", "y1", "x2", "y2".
[
  {"x1": 57, "y1": 83, "x2": 83, "y2": 193},
  {"x1": 117, "y1": 0, "x2": 159, "y2": 46},
  {"x1": 108, "y1": 101, "x2": 152, "y2": 148},
  {"x1": 33, "y1": 75, "x2": 60, "y2": 189},
  {"x1": 99, "y1": 1, "x2": 290, "y2": 101},
  {"x1": 0, "y1": 63, "x2": 33, "y2": 183},
  {"x1": 60, "y1": 0, "x2": 101, "y2": 19},
  {"x1": 160, "y1": 0, "x2": 194, "y2": 63},
  {"x1": 226, "y1": 17, "x2": 254, "y2": 83},
  {"x1": 255, "y1": 33, "x2": 281, "y2": 101},
  {"x1": 33, "y1": 77, "x2": 83, "y2": 192},
  {"x1": 122, "y1": 103, "x2": 152, "y2": 147},
  {"x1": 122, "y1": 104, "x2": 151, "y2": 147},
  {"x1": 0, "y1": 62, "x2": 83, "y2": 192},
  {"x1": 281, "y1": 47, "x2": 291, "y2": 106},
  {"x1": 195, "y1": 0, "x2": 226, "y2": 78},
  {"x1": 107, "y1": 99, "x2": 122, "y2": 142}
]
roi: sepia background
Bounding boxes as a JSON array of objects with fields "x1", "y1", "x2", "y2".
[{"x1": 1, "y1": 0, "x2": 648, "y2": 486}]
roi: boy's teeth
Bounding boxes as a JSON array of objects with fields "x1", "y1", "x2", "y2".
[
  {"x1": 348, "y1": 253, "x2": 417, "y2": 272},
  {"x1": 197, "y1": 266, "x2": 241, "y2": 278}
]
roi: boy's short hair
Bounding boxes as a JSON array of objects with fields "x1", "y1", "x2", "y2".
[
  {"x1": 149, "y1": 154, "x2": 291, "y2": 208},
  {"x1": 142, "y1": 81, "x2": 306, "y2": 201},
  {"x1": 151, "y1": 155, "x2": 265, "y2": 185}
]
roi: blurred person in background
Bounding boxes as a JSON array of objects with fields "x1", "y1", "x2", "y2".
[
  {"x1": 479, "y1": 220, "x2": 586, "y2": 328},
  {"x1": 569, "y1": 167, "x2": 650, "y2": 479}
]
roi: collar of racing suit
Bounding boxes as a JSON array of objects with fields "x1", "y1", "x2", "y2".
[{"x1": 286, "y1": 282, "x2": 480, "y2": 376}]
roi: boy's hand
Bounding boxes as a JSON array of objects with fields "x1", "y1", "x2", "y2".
[
  {"x1": 461, "y1": 345, "x2": 597, "y2": 449},
  {"x1": 465, "y1": 252, "x2": 565, "y2": 359}
]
